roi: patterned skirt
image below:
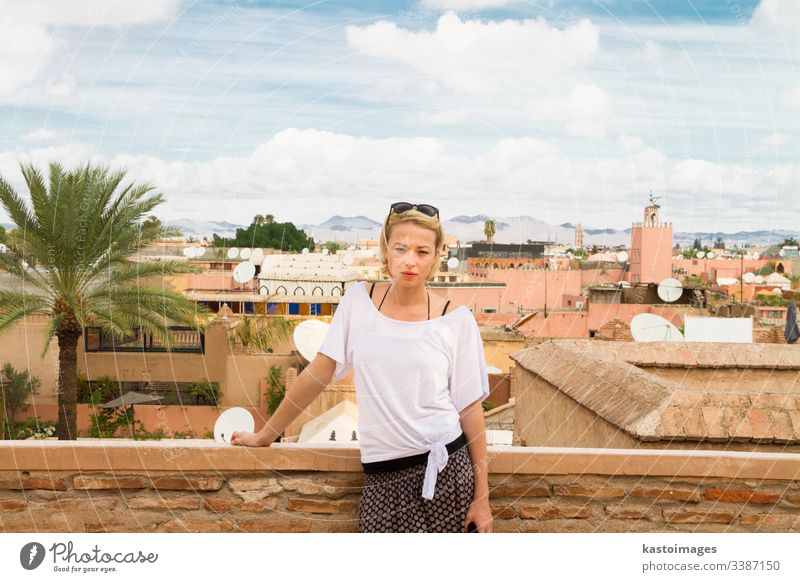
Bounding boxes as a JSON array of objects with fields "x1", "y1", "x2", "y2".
[{"x1": 358, "y1": 445, "x2": 475, "y2": 533}]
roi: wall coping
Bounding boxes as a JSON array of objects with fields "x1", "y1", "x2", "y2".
[{"x1": 2, "y1": 440, "x2": 800, "y2": 480}]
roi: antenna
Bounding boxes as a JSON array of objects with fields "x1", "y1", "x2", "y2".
[
  {"x1": 630, "y1": 313, "x2": 684, "y2": 342},
  {"x1": 293, "y1": 319, "x2": 331, "y2": 362},
  {"x1": 214, "y1": 407, "x2": 254, "y2": 443},
  {"x1": 648, "y1": 191, "x2": 661, "y2": 205},
  {"x1": 657, "y1": 277, "x2": 683, "y2": 302},
  {"x1": 233, "y1": 262, "x2": 256, "y2": 283}
]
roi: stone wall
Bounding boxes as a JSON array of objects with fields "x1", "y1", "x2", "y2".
[{"x1": 2, "y1": 441, "x2": 800, "y2": 533}]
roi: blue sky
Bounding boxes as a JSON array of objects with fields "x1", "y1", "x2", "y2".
[{"x1": 0, "y1": 0, "x2": 798, "y2": 233}]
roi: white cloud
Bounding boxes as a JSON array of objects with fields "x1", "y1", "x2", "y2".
[
  {"x1": 45, "y1": 74, "x2": 76, "y2": 97},
  {"x1": 21, "y1": 129, "x2": 63, "y2": 143},
  {"x1": 346, "y1": 12, "x2": 599, "y2": 94},
  {"x1": 747, "y1": 132, "x2": 792, "y2": 156},
  {"x1": 618, "y1": 135, "x2": 646, "y2": 154},
  {"x1": 411, "y1": 109, "x2": 468, "y2": 125},
  {"x1": 780, "y1": 87, "x2": 800, "y2": 110},
  {"x1": 0, "y1": 130, "x2": 797, "y2": 231},
  {"x1": 751, "y1": 0, "x2": 800, "y2": 33},
  {"x1": 418, "y1": 0, "x2": 524, "y2": 10},
  {"x1": 0, "y1": 1, "x2": 179, "y2": 98},
  {"x1": 529, "y1": 82, "x2": 615, "y2": 139}
]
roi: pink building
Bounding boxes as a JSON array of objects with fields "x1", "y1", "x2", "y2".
[{"x1": 629, "y1": 198, "x2": 673, "y2": 284}]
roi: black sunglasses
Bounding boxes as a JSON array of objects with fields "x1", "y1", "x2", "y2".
[{"x1": 388, "y1": 202, "x2": 439, "y2": 220}]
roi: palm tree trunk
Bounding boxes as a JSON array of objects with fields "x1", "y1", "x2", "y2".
[{"x1": 56, "y1": 330, "x2": 81, "y2": 440}]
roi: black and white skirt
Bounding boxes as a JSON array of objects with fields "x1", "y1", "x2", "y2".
[{"x1": 358, "y1": 442, "x2": 475, "y2": 533}]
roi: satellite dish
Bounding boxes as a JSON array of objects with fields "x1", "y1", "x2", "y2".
[
  {"x1": 742, "y1": 272, "x2": 756, "y2": 283},
  {"x1": 447, "y1": 257, "x2": 460, "y2": 269},
  {"x1": 293, "y1": 319, "x2": 331, "y2": 362},
  {"x1": 182, "y1": 247, "x2": 193, "y2": 257},
  {"x1": 755, "y1": 275, "x2": 765, "y2": 284},
  {"x1": 240, "y1": 248, "x2": 252, "y2": 260},
  {"x1": 617, "y1": 251, "x2": 629, "y2": 262},
  {"x1": 215, "y1": 407, "x2": 254, "y2": 444},
  {"x1": 322, "y1": 248, "x2": 329, "y2": 255},
  {"x1": 773, "y1": 288, "x2": 783, "y2": 295},
  {"x1": 233, "y1": 262, "x2": 256, "y2": 283},
  {"x1": 696, "y1": 251, "x2": 706, "y2": 259},
  {"x1": 250, "y1": 248, "x2": 264, "y2": 264},
  {"x1": 342, "y1": 255, "x2": 354, "y2": 266},
  {"x1": 0, "y1": 243, "x2": 6, "y2": 253},
  {"x1": 657, "y1": 278, "x2": 683, "y2": 302},
  {"x1": 707, "y1": 251, "x2": 716, "y2": 259},
  {"x1": 750, "y1": 253, "x2": 759, "y2": 260},
  {"x1": 227, "y1": 247, "x2": 239, "y2": 259},
  {"x1": 302, "y1": 248, "x2": 309, "y2": 255},
  {"x1": 631, "y1": 313, "x2": 684, "y2": 342}
]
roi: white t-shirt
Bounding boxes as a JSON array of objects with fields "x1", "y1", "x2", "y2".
[{"x1": 317, "y1": 280, "x2": 490, "y2": 499}]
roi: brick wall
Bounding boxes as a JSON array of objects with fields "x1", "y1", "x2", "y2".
[{"x1": 3, "y1": 441, "x2": 800, "y2": 533}]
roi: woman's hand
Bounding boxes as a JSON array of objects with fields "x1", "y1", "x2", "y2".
[
  {"x1": 230, "y1": 430, "x2": 272, "y2": 447},
  {"x1": 464, "y1": 497, "x2": 493, "y2": 532}
]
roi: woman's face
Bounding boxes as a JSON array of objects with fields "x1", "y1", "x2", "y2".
[{"x1": 386, "y1": 221, "x2": 438, "y2": 284}]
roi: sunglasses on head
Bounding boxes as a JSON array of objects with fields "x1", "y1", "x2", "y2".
[{"x1": 388, "y1": 202, "x2": 439, "y2": 220}]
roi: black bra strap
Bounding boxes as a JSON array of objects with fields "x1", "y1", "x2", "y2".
[
  {"x1": 442, "y1": 299, "x2": 451, "y2": 316},
  {"x1": 376, "y1": 282, "x2": 431, "y2": 320},
  {"x1": 369, "y1": 282, "x2": 376, "y2": 298}
]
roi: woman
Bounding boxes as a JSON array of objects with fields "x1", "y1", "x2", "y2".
[{"x1": 232, "y1": 202, "x2": 493, "y2": 533}]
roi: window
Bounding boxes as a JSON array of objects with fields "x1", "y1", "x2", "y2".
[{"x1": 482, "y1": 307, "x2": 497, "y2": 314}]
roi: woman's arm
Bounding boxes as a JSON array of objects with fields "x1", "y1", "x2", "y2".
[
  {"x1": 459, "y1": 398, "x2": 493, "y2": 532},
  {"x1": 231, "y1": 353, "x2": 337, "y2": 447}
]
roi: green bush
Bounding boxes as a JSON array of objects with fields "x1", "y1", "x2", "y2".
[
  {"x1": 78, "y1": 375, "x2": 121, "y2": 404},
  {"x1": 264, "y1": 365, "x2": 285, "y2": 415},
  {"x1": 6, "y1": 416, "x2": 56, "y2": 440},
  {"x1": 187, "y1": 381, "x2": 220, "y2": 406},
  {"x1": 1, "y1": 363, "x2": 41, "y2": 439}
]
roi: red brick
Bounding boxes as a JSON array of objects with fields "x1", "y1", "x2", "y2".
[
  {"x1": 490, "y1": 484, "x2": 550, "y2": 498},
  {"x1": 238, "y1": 518, "x2": 312, "y2": 533},
  {"x1": 126, "y1": 495, "x2": 203, "y2": 510},
  {"x1": 158, "y1": 517, "x2": 236, "y2": 533},
  {"x1": 150, "y1": 476, "x2": 223, "y2": 491},
  {"x1": 518, "y1": 503, "x2": 592, "y2": 520},
  {"x1": 663, "y1": 509, "x2": 736, "y2": 524},
  {"x1": 704, "y1": 487, "x2": 781, "y2": 505},
  {"x1": 286, "y1": 498, "x2": 358, "y2": 515},
  {"x1": 74, "y1": 475, "x2": 149, "y2": 490},
  {"x1": 739, "y1": 513, "x2": 800, "y2": 529},
  {"x1": 751, "y1": 394, "x2": 795, "y2": 409},
  {"x1": 771, "y1": 410, "x2": 795, "y2": 442},
  {"x1": 630, "y1": 485, "x2": 702, "y2": 503},
  {"x1": 0, "y1": 500, "x2": 28, "y2": 511},
  {"x1": 491, "y1": 505, "x2": 517, "y2": 519},
  {"x1": 681, "y1": 406, "x2": 706, "y2": 439},
  {"x1": 604, "y1": 505, "x2": 652, "y2": 520},
  {"x1": 553, "y1": 485, "x2": 625, "y2": 499}
]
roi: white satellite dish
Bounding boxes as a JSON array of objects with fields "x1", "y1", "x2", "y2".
[
  {"x1": 342, "y1": 255, "x2": 354, "y2": 266},
  {"x1": 322, "y1": 248, "x2": 329, "y2": 255},
  {"x1": 631, "y1": 313, "x2": 684, "y2": 342},
  {"x1": 233, "y1": 262, "x2": 256, "y2": 283},
  {"x1": 302, "y1": 248, "x2": 309, "y2": 255},
  {"x1": 755, "y1": 275, "x2": 765, "y2": 284},
  {"x1": 240, "y1": 247, "x2": 252, "y2": 260},
  {"x1": 293, "y1": 319, "x2": 331, "y2": 362},
  {"x1": 182, "y1": 247, "x2": 193, "y2": 257},
  {"x1": 617, "y1": 251, "x2": 629, "y2": 262},
  {"x1": 227, "y1": 247, "x2": 239, "y2": 259},
  {"x1": 0, "y1": 243, "x2": 6, "y2": 253},
  {"x1": 696, "y1": 251, "x2": 706, "y2": 259},
  {"x1": 215, "y1": 407, "x2": 255, "y2": 444},
  {"x1": 447, "y1": 257, "x2": 460, "y2": 269},
  {"x1": 657, "y1": 278, "x2": 683, "y2": 302},
  {"x1": 779, "y1": 249, "x2": 786, "y2": 257},
  {"x1": 250, "y1": 248, "x2": 264, "y2": 264},
  {"x1": 742, "y1": 272, "x2": 756, "y2": 283},
  {"x1": 750, "y1": 253, "x2": 759, "y2": 260},
  {"x1": 773, "y1": 288, "x2": 783, "y2": 295},
  {"x1": 707, "y1": 251, "x2": 716, "y2": 259}
]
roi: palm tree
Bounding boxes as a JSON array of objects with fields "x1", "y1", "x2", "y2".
[
  {"x1": 0, "y1": 162, "x2": 211, "y2": 440},
  {"x1": 484, "y1": 218, "x2": 496, "y2": 244},
  {"x1": 253, "y1": 214, "x2": 265, "y2": 227}
]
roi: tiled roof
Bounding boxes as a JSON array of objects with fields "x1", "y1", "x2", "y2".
[{"x1": 510, "y1": 340, "x2": 800, "y2": 444}]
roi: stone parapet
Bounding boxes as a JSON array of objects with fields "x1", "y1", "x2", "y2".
[{"x1": 2, "y1": 441, "x2": 800, "y2": 532}]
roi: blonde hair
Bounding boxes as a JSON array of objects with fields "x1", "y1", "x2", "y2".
[{"x1": 379, "y1": 208, "x2": 446, "y2": 281}]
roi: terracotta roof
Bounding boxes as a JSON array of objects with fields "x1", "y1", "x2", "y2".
[{"x1": 510, "y1": 340, "x2": 800, "y2": 444}]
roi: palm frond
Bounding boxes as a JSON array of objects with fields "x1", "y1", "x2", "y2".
[{"x1": 0, "y1": 291, "x2": 48, "y2": 335}]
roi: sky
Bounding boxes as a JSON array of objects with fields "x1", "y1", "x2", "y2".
[{"x1": 0, "y1": 0, "x2": 798, "y2": 233}]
